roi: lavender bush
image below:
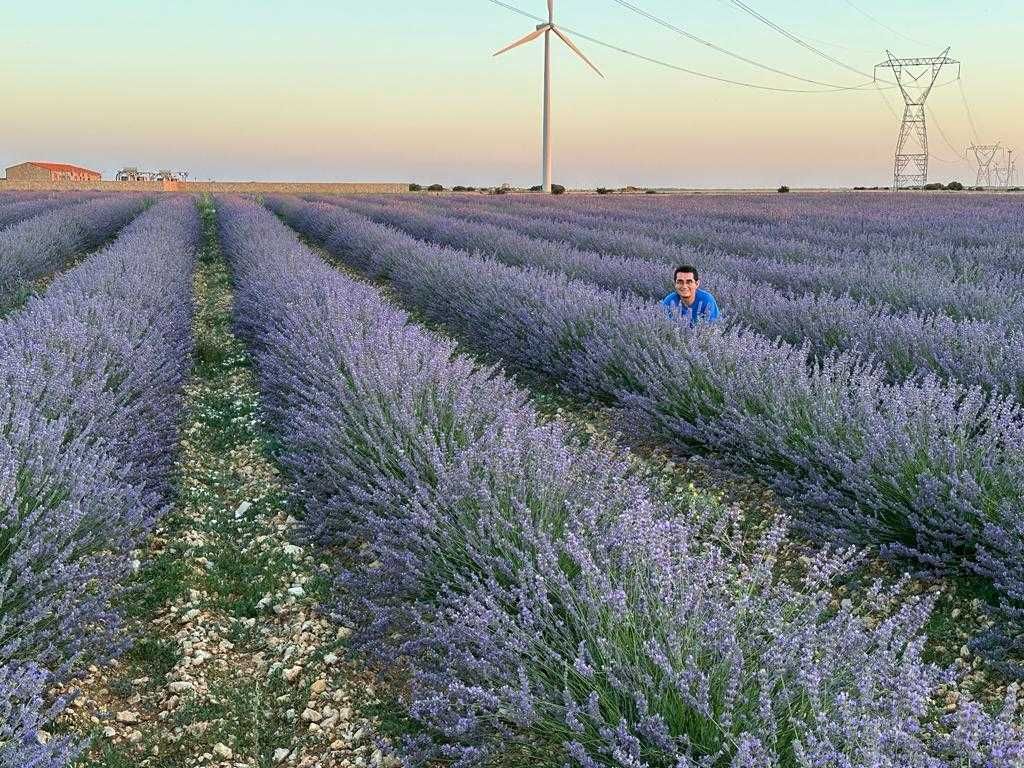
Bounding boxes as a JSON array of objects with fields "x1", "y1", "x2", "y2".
[
  {"x1": 0, "y1": 195, "x2": 91, "y2": 231},
  {"x1": 222, "y1": 194, "x2": 1023, "y2": 766},
  {"x1": 0, "y1": 664, "x2": 81, "y2": 768},
  {"x1": 0, "y1": 191, "x2": 54, "y2": 206},
  {"x1": 320, "y1": 195, "x2": 1024, "y2": 399},
  {"x1": 0, "y1": 198, "x2": 198, "y2": 763},
  {"x1": 370, "y1": 191, "x2": 1024, "y2": 324},
  {"x1": 267, "y1": 196, "x2": 1024, "y2": 649},
  {"x1": 435, "y1": 190, "x2": 1024, "y2": 276},
  {"x1": 0, "y1": 194, "x2": 150, "y2": 302}
]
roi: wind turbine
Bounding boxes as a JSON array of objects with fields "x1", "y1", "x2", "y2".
[{"x1": 494, "y1": 0, "x2": 603, "y2": 193}]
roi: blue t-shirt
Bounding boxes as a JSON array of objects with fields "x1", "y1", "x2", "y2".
[{"x1": 661, "y1": 289, "x2": 720, "y2": 325}]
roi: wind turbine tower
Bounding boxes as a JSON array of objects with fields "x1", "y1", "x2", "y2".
[
  {"x1": 874, "y1": 49, "x2": 959, "y2": 190},
  {"x1": 494, "y1": 0, "x2": 603, "y2": 192}
]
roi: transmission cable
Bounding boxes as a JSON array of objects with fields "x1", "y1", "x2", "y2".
[
  {"x1": 710, "y1": 0, "x2": 878, "y2": 55},
  {"x1": 797, "y1": 33, "x2": 878, "y2": 56},
  {"x1": 609, "y1": 0, "x2": 874, "y2": 90},
  {"x1": 485, "y1": 0, "x2": 896, "y2": 93},
  {"x1": 725, "y1": 0, "x2": 888, "y2": 82},
  {"x1": 837, "y1": 0, "x2": 931, "y2": 47},
  {"x1": 927, "y1": 104, "x2": 969, "y2": 160},
  {"x1": 958, "y1": 78, "x2": 982, "y2": 143},
  {"x1": 872, "y1": 78, "x2": 899, "y2": 119}
]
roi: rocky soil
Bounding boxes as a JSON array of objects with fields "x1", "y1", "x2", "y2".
[{"x1": 55, "y1": 201, "x2": 400, "y2": 768}]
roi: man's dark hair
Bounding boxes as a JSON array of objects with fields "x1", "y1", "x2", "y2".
[{"x1": 674, "y1": 265, "x2": 699, "y2": 282}]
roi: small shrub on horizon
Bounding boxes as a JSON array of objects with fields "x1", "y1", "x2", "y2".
[
  {"x1": 777, "y1": 184, "x2": 790, "y2": 193},
  {"x1": 408, "y1": 183, "x2": 422, "y2": 192}
]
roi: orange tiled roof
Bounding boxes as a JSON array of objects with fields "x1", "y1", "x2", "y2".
[{"x1": 28, "y1": 161, "x2": 100, "y2": 175}]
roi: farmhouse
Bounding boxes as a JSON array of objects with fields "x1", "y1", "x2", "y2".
[{"x1": 5, "y1": 161, "x2": 102, "y2": 182}]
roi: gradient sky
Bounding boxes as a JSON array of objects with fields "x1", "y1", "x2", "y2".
[{"x1": 2, "y1": 0, "x2": 1021, "y2": 187}]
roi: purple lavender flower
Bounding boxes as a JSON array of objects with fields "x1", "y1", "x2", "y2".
[
  {"x1": 221, "y1": 195, "x2": 1024, "y2": 766},
  {"x1": 0, "y1": 197, "x2": 198, "y2": 765},
  {"x1": 0, "y1": 194, "x2": 150, "y2": 300}
]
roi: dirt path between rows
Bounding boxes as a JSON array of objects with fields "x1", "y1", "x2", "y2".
[{"x1": 56, "y1": 200, "x2": 400, "y2": 768}]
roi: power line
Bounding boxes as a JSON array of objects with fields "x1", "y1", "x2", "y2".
[
  {"x1": 711, "y1": 0, "x2": 879, "y2": 55},
  {"x1": 609, "y1": 0, "x2": 874, "y2": 90},
  {"x1": 838, "y1": 0, "x2": 931, "y2": 48},
  {"x1": 485, "y1": 0, "x2": 894, "y2": 93},
  {"x1": 725, "y1": 0, "x2": 883, "y2": 82},
  {"x1": 927, "y1": 104, "x2": 968, "y2": 160},
  {"x1": 873, "y1": 78, "x2": 899, "y2": 119},
  {"x1": 797, "y1": 33, "x2": 878, "y2": 56},
  {"x1": 958, "y1": 77, "x2": 981, "y2": 144}
]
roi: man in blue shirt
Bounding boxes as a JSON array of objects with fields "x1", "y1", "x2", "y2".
[{"x1": 661, "y1": 265, "x2": 720, "y2": 325}]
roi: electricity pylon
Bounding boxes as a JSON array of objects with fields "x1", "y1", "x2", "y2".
[
  {"x1": 969, "y1": 143, "x2": 1001, "y2": 187},
  {"x1": 875, "y1": 49, "x2": 959, "y2": 190},
  {"x1": 996, "y1": 148, "x2": 1017, "y2": 189}
]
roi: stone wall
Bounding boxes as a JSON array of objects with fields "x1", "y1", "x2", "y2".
[
  {"x1": 0, "y1": 179, "x2": 408, "y2": 194},
  {"x1": 5, "y1": 163, "x2": 52, "y2": 182}
]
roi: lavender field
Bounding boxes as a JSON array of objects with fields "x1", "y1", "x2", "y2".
[{"x1": 4, "y1": 189, "x2": 1024, "y2": 767}]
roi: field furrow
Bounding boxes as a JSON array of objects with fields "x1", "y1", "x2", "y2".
[{"x1": 62, "y1": 197, "x2": 395, "y2": 768}]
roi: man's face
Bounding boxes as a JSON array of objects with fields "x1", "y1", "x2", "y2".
[{"x1": 674, "y1": 272, "x2": 698, "y2": 304}]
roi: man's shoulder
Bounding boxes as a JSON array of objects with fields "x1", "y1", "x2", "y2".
[
  {"x1": 661, "y1": 292, "x2": 680, "y2": 305},
  {"x1": 696, "y1": 288, "x2": 717, "y2": 305}
]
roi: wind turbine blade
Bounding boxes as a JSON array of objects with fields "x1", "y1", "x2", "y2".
[
  {"x1": 551, "y1": 27, "x2": 604, "y2": 77},
  {"x1": 494, "y1": 26, "x2": 548, "y2": 56}
]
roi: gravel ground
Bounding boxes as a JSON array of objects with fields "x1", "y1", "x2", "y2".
[{"x1": 54, "y1": 202, "x2": 400, "y2": 768}]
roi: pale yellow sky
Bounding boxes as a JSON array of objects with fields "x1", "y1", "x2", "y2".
[{"x1": 2, "y1": 1, "x2": 1020, "y2": 187}]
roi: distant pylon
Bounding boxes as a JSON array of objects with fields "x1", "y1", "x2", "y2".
[
  {"x1": 969, "y1": 143, "x2": 1001, "y2": 187},
  {"x1": 875, "y1": 49, "x2": 959, "y2": 190},
  {"x1": 995, "y1": 147, "x2": 1016, "y2": 189}
]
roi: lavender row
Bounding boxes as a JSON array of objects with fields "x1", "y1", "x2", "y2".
[
  {"x1": 0, "y1": 194, "x2": 97, "y2": 230},
  {"x1": 0, "y1": 194, "x2": 150, "y2": 302},
  {"x1": 366, "y1": 192, "x2": 1024, "y2": 325},
  {"x1": 0, "y1": 191, "x2": 56, "y2": 206},
  {"x1": 0, "y1": 198, "x2": 199, "y2": 765},
  {"x1": 442, "y1": 191, "x2": 1024, "y2": 276},
  {"x1": 222, "y1": 194, "x2": 1023, "y2": 767},
  {"x1": 269, "y1": 196, "x2": 1024, "y2": 634},
  {"x1": 313, "y1": 195, "x2": 1024, "y2": 401},
  {"x1": 390, "y1": 190, "x2": 1024, "y2": 285}
]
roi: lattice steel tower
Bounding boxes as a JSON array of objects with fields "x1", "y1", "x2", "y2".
[
  {"x1": 875, "y1": 49, "x2": 959, "y2": 189},
  {"x1": 969, "y1": 143, "x2": 1002, "y2": 187}
]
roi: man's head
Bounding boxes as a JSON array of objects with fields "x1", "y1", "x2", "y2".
[{"x1": 673, "y1": 265, "x2": 699, "y2": 305}]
